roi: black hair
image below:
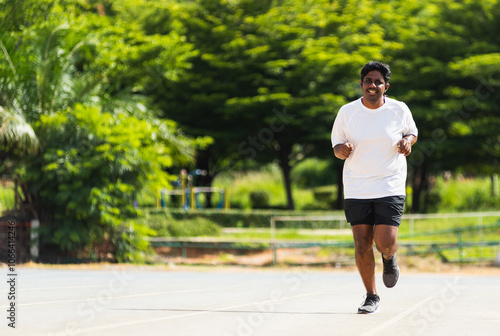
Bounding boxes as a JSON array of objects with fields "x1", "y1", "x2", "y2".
[{"x1": 360, "y1": 61, "x2": 391, "y2": 83}]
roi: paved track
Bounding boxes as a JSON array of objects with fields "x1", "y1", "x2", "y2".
[{"x1": 1, "y1": 266, "x2": 499, "y2": 336}]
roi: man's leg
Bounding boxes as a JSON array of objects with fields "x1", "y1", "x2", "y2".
[
  {"x1": 374, "y1": 224, "x2": 399, "y2": 259},
  {"x1": 352, "y1": 224, "x2": 376, "y2": 295},
  {"x1": 374, "y1": 224, "x2": 400, "y2": 288},
  {"x1": 373, "y1": 195, "x2": 404, "y2": 259}
]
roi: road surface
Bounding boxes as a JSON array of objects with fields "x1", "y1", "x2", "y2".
[{"x1": 0, "y1": 265, "x2": 499, "y2": 336}]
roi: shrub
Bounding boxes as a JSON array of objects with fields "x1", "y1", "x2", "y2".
[
  {"x1": 299, "y1": 185, "x2": 337, "y2": 210},
  {"x1": 147, "y1": 208, "x2": 345, "y2": 229},
  {"x1": 250, "y1": 191, "x2": 270, "y2": 209},
  {"x1": 291, "y1": 158, "x2": 335, "y2": 188},
  {"x1": 144, "y1": 211, "x2": 221, "y2": 237},
  {"x1": 21, "y1": 105, "x2": 197, "y2": 262},
  {"x1": 435, "y1": 176, "x2": 500, "y2": 212},
  {"x1": 213, "y1": 164, "x2": 322, "y2": 210},
  {"x1": 0, "y1": 186, "x2": 15, "y2": 212}
]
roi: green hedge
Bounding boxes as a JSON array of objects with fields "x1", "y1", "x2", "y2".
[
  {"x1": 141, "y1": 211, "x2": 221, "y2": 237},
  {"x1": 144, "y1": 208, "x2": 345, "y2": 229}
]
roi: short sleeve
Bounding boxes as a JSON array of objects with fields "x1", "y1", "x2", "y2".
[
  {"x1": 331, "y1": 107, "x2": 348, "y2": 147},
  {"x1": 402, "y1": 103, "x2": 418, "y2": 137}
]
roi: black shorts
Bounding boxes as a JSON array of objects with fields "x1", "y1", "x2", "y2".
[{"x1": 344, "y1": 196, "x2": 405, "y2": 227}]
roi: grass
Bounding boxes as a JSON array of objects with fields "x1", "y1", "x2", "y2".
[
  {"x1": 434, "y1": 175, "x2": 500, "y2": 212},
  {"x1": 216, "y1": 222, "x2": 499, "y2": 242},
  {"x1": 213, "y1": 164, "x2": 316, "y2": 210},
  {"x1": 195, "y1": 213, "x2": 500, "y2": 263},
  {"x1": 219, "y1": 228, "x2": 353, "y2": 241},
  {"x1": 2, "y1": 163, "x2": 498, "y2": 263},
  {"x1": 213, "y1": 164, "x2": 499, "y2": 212},
  {"x1": 399, "y1": 215, "x2": 500, "y2": 235},
  {"x1": 210, "y1": 213, "x2": 500, "y2": 239},
  {"x1": 0, "y1": 185, "x2": 15, "y2": 213}
]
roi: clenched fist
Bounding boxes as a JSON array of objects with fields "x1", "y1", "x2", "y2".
[{"x1": 334, "y1": 142, "x2": 354, "y2": 160}]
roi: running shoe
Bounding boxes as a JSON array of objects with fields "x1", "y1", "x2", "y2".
[
  {"x1": 382, "y1": 253, "x2": 400, "y2": 288},
  {"x1": 357, "y1": 294, "x2": 380, "y2": 314}
]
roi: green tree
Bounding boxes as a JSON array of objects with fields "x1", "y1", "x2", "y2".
[
  {"x1": 386, "y1": 0, "x2": 500, "y2": 211},
  {"x1": 437, "y1": 0, "x2": 500, "y2": 175},
  {"x1": 25, "y1": 105, "x2": 194, "y2": 261},
  {"x1": 155, "y1": 0, "x2": 403, "y2": 209},
  {"x1": 0, "y1": 0, "x2": 205, "y2": 260}
]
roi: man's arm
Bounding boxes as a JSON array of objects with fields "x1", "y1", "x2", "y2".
[{"x1": 397, "y1": 134, "x2": 418, "y2": 156}]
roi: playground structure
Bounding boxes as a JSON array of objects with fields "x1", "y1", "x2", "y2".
[{"x1": 159, "y1": 169, "x2": 230, "y2": 210}]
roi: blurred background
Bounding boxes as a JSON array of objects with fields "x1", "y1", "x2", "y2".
[{"x1": 0, "y1": 0, "x2": 498, "y2": 266}]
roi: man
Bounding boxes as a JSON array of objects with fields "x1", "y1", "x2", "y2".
[{"x1": 331, "y1": 61, "x2": 418, "y2": 314}]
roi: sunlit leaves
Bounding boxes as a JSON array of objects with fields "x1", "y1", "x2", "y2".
[
  {"x1": 0, "y1": 106, "x2": 39, "y2": 152},
  {"x1": 24, "y1": 104, "x2": 195, "y2": 261}
]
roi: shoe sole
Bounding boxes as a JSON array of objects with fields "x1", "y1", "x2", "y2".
[{"x1": 357, "y1": 306, "x2": 380, "y2": 314}]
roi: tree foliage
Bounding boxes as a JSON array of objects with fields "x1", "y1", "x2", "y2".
[
  {"x1": 383, "y1": 0, "x2": 500, "y2": 210},
  {"x1": 24, "y1": 105, "x2": 195, "y2": 261},
  {"x1": 150, "y1": 0, "x2": 499, "y2": 212},
  {"x1": 0, "y1": 0, "x2": 205, "y2": 261},
  {"x1": 154, "y1": 0, "x2": 408, "y2": 209}
]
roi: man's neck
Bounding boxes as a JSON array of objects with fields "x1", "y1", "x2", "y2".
[{"x1": 361, "y1": 96, "x2": 385, "y2": 109}]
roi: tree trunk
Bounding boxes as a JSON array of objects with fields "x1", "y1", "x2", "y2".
[
  {"x1": 278, "y1": 143, "x2": 295, "y2": 210},
  {"x1": 492, "y1": 174, "x2": 498, "y2": 196},
  {"x1": 195, "y1": 150, "x2": 216, "y2": 208},
  {"x1": 411, "y1": 161, "x2": 428, "y2": 213},
  {"x1": 336, "y1": 162, "x2": 344, "y2": 209},
  {"x1": 204, "y1": 174, "x2": 214, "y2": 208}
]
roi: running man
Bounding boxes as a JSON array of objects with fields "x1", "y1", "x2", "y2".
[{"x1": 331, "y1": 61, "x2": 418, "y2": 314}]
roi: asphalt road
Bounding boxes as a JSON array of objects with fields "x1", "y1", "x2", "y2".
[{"x1": 0, "y1": 266, "x2": 499, "y2": 336}]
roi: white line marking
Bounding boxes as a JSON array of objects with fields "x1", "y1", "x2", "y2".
[
  {"x1": 0, "y1": 278, "x2": 286, "y2": 308},
  {"x1": 77, "y1": 288, "x2": 343, "y2": 333},
  {"x1": 10, "y1": 285, "x2": 102, "y2": 291},
  {"x1": 0, "y1": 287, "x2": 218, "y2": 308},
  {"x1": 360, "y1": 294, "x2": 438, "y2": 336}
]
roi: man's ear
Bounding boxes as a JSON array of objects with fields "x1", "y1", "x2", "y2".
[{"x1": 385, "y1": 83, "x2": 390, "y2": 92}]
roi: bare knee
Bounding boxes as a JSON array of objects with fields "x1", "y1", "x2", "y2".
[
  {"x1": 373, "y1": 225, "x2": 399, "y2": 256},
  {"x1": 374, "y1": 238, "x2": 398, "y2": 256},
  {"x1": 354, "y1": 236, "x2": 375, "y2": 255},
  {"x1": 352, "y1": 225, "x2": 376, "y2": 255}
]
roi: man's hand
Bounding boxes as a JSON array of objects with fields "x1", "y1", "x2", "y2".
[
  {"x1": 334, "y1": 142, "x2": 354, "y2": 160},
  {"x1": 397, "y1": 138, "x2": 412, "y2": 156}
]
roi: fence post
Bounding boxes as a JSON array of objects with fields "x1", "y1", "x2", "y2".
[
  {"x1": 457, "y1": 231, "x2": 464, "y2": 264},
  {"x1": 181, "y1": 172, "x2": 187, "y2": 206},
  {"x1": 495, "y1": 244, "x2": 500, "y2": 267},
  {"x1": 30, "y1": 219, "x2": 40, "y2": 260},
  {"x1": 271, "y1": 218, "x2": 277, "y2": 265},
  {"x1": 478, "y1": 215, "x2": 484, "y2": 259},
  {"x1": 410, "y1": 217, "x2": 415, "y2": 242},
  {"x1": 190, "y1": 187, "x2": 196, "y2": 210},
  {"x1": 270, "y1": 218, "x2": 276, "y2": 241},
  {"x1": 272, "y1": 243, "x2": 277, "y2": 265},
  {"x1": 224, "y1": 189, "x2": 230, "y2": 210}
]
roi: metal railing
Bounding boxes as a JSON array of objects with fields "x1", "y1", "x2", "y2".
[
  {"x1": 269, "y1": 211, "x2": 500, "y2": 240},
  {"x1": 148, "y1": 212, "x2": 500, "y2": 266}
]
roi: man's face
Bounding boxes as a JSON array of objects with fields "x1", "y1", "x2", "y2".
[{"x1": 359, "y1": 70, "x2": 389, "y2": 104}]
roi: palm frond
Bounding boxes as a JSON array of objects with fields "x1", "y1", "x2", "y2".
[
  {"x1": 0, "y1": 106, "x2": 39, "y2": 153},
  {"x1": 0, "y1": 37, "x2": 17, "y2": 75}
]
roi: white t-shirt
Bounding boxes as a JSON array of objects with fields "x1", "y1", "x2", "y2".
[{"x1": 331, "y1": 97, "x2": 418, "y2": 199}]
